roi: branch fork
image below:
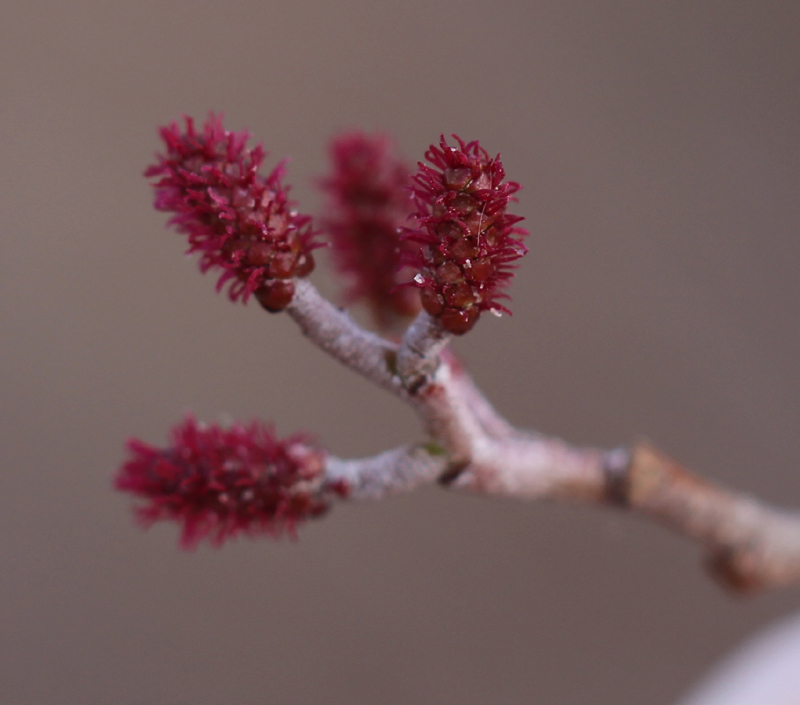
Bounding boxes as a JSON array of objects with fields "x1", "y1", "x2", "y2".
[{"x1": 287, "y1": 279, "x2": 800, "y2": 594}]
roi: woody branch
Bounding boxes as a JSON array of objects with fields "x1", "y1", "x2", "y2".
[
  {"x1": 118, "y1": 115, "x2": 800, "y2": 594},
  {"x1": 289, "y1": 283, "x2": 800, "y2": 594}
]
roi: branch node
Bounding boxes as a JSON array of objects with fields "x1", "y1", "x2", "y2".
[
  {"x1": 602, "y1": 446, "x2": 633, "y2": 506},
  {"x1": 438, "y1": 461, "x2": 469, "y2": 486},
  {"x1": 396, "y1": 312, "x2": 451, "y2": 390}
]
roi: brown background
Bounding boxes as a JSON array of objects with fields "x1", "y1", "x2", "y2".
[{"x1": 1, "y1": 1, "x2": 799, "y2": 703}]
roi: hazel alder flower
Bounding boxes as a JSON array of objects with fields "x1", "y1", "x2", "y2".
[
  {"x1": 115, "y1": 415, "x2": 348, "y2": 548},
  {"x1": 404, "y1": 135, "x2": 529, "y2": 335},
  {"x1": 145, "y1": 114, "x2": 318, "y2": 312},
  {"x1": 320, "y1": 132, "x2": 421, "y2": 329}
]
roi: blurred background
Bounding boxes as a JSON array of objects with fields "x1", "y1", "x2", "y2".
[{"x1": 1, "y1": 1, "x2": 799, "y2": 703}]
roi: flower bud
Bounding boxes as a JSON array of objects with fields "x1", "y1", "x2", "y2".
[
  {"x1": 320, "y1": 132, "x2": 420, "y2": 329},
  {"x1": 404, "y1": 135, "x2": 528, "y2": 334},
  {"x1": 146, "y1": 114, "x2": 318, "y2": 310},
  {"x1": 115, "y1": 415, "x2": 348, "y2": 548}
]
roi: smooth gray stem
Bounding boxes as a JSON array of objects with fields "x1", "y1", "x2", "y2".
[
  {"x1": 287, "y1": 279, "x2": 405, "y2": 397},
  {"x1": 326, "y1": 445, "x2": 447, "y2": 500}
]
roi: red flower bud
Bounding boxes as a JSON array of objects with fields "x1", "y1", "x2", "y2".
[
  {"x1": 404, "y1": 135, "x2": 528, "y2": 334},
  {"x1": 145, "y1": 114, "x2": 318, "y2": 310},
  {"x1": 320, "y1": 132, "x2": 421, "y2": 329},
  {"x1": 115, "y1": 416, "x2": 348, "y2": 548}
]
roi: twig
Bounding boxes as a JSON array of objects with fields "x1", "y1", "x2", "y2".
[
  {"x1": 283, "y1": 281, "x2": 800, "y2": 593},
  {"x1": 142, "y1": 115, "x2": 800, "y2": 591},
  {"x1": 326, "y1": 444, "x2": 447, "y2": 500},
  {"x1": 286, "y1": 279, "x2": 404, "y2": 396}
]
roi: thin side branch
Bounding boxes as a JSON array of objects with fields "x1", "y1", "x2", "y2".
[
  {"x1": 445, "y1": 352, "x2": 519, "y2": 440},
  {"x1": 326, "y1": 445, "x2": 447, "y2": 500},
  {"x1": 286, "y1": 279, "x2": 404, "y2": 396}
]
